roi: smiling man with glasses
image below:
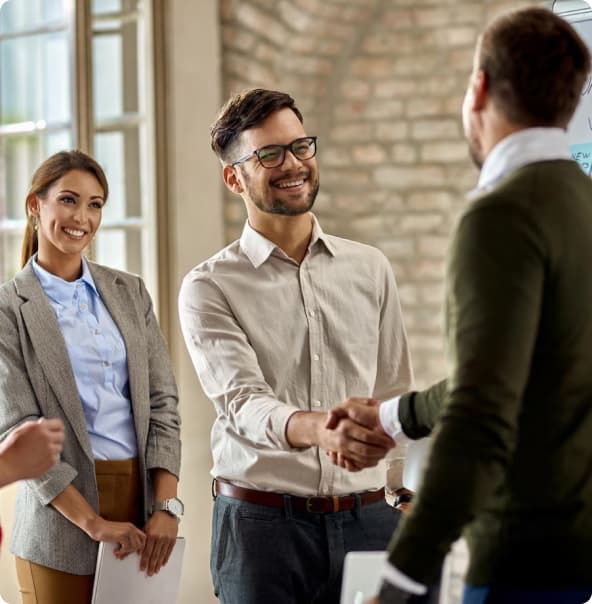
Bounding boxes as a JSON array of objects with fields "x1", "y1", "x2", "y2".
[{"x1": 178, "y1": 88, "x2": 419, "y2": 604}]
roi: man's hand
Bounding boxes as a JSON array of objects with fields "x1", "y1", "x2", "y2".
[
  {"x1": 326, "y1": 397, "x2": 384, "y2": 431},
  {"x1": 323, "y1": 398, "x2": 393, "y2": 471},
  {"x1": 0, "y1": 418, "x2": 65, "y2": 487},
  {"x1": 286, "y1": 407, "x2": 394, "y2": 471}
]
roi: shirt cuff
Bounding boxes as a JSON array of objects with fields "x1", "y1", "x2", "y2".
[
  {"x1": 379, "y1": 397, "x2": 411, "y2": 443},
  {"x1": 381, "y1": 560, "x2": 428, "y2": 595}
]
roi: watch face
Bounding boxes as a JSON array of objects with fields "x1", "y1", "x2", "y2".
[{"x1": 169, "y1": 498, "x2": 184, "y2": 516}]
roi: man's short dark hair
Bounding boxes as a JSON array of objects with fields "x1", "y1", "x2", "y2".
[
  {"x1": 210, "y1": 88, "x2": 304, "y2": 163},
  {"x1": 480, "y1": 7, "x2": 591, "y2": 128}
]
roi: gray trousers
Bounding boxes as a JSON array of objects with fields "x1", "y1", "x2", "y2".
[{"x1": 210, "y1": 493, "x2": 440, "y2": 604}]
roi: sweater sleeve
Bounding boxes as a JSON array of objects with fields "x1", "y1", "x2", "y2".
[{"x1": 398, "y1": 378, "x2": 447, "y2": 439}]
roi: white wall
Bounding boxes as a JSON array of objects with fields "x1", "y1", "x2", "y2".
[{"x1": 0, "y1": 2, "x2": 223, "y2": 602}]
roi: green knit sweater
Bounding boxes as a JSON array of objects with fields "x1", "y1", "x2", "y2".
[{"x1": 393, "y1": 160, "x2": 592, "y2": 588}]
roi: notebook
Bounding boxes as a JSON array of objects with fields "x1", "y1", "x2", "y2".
[
  {"x1": 340, "y1": 551, "x2": 386, "y2": 604},
  {"x1": 91, "y1": 536, "x2": 185, "y2": 604}
]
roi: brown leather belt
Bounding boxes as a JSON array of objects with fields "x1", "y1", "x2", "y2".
[{"x1": 213, "y1": 479, "x2": 385, "y2": 513}]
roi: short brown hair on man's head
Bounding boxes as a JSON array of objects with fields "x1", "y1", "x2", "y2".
[
  {"x1": 479, "y1": 7, "x2": 591, "y2": 128},
  {"x1": 210, "y1": 88, "x2": 303, "y2": 163}
]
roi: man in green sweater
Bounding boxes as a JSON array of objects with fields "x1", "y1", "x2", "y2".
[{"x1": 333, "y1": 7, "x2": 592, "y2": 604}]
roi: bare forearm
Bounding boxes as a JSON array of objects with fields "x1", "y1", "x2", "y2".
[
  {"x1": 151, "y1": 468, "x2": 178, "y2": 502},
  {"x1": 52, "y1": 483, "x2": 146, "y2": 555},
  {"x1": 285, "y1": 411, "x2": 322, "y2": 448},
  {"x1": 51, "y1": 484, "x2": 100, "y2": 536}
]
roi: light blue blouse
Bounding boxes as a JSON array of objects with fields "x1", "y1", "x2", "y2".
[{"x1": 32, "y1": 257, "x2": 138, "y2": 459}]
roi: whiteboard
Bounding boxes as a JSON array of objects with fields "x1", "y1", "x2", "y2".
[{"x1": 554, "y1": 0, "x2": 592, "y2": 174}]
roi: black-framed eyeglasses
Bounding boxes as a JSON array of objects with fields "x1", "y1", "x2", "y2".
[{"x1": 231, "y1": 136, "x2": 318, "y2": 169}]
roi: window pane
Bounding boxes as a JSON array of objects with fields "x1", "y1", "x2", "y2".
[
  {"x1": 0, "y1": 0, "x2": 65, "y2": 35},
  {"x1": 92, "y1": 0, "x2": 122, "y2": 15},
  {"x1": 93, "y1": 33, "x2": 123, "y2": 119},
  {"x1": 92, "y1": 0, "x2": 139, "y2": 16},
  {"x1": 94, "y1": 227, "x2": 142, "y2": 276},
  {"x1": 94, "y1": 128, "x2": 142, "y2": 221},
  {"x1": 92, "y1": 19, "x2": 141, "y2": 121},
  {"x1": 0, "y1": 31, "x2": 71, "y2": 125},
  {"x1": 0, "y1": 130, "x2": 72, "y2": 220},
  {"x1": 91, "y1": 0, "x2": 155, "y2": 297},
  {"x1": 94, "y1": 228, "x2": 126, "y2": 271},
  {"x1": 0, "y1": 230, "x2": 22, "y2": 282}
]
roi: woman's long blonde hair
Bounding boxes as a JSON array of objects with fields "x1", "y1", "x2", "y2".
[{"x1": 21, "y1": 150, "x2": 109, "y2": 268}]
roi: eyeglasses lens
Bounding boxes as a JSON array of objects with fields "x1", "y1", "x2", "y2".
[{"x1": 258, "y1": 137, "x2": 316, "y2": 168}]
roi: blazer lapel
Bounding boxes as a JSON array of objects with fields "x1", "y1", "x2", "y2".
[
  {"x1": 15, "y1": 265, "x2": 94, "y2": 462},
  {"x1": 89, "y1": 264, "x2": 148, "y2": 457}
]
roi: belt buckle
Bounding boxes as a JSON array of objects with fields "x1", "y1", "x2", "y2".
[{"x1": 305, "y1": 496, "x2": 332, "y2": 513}]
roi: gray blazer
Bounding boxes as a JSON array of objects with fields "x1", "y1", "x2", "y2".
[{"x1": 0, "y1": 261, "x2": 181, "y2": 574}]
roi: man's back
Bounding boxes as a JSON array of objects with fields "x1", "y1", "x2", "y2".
[{"x1": 449, "y1": 159, "x2": 592, "y2": 585}]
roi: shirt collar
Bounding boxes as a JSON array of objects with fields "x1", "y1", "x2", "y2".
[
  {"x1": 475, "y1": 127, "x2": 570, "y2": 195},
  {"x1": 32, "y1": 256, "x2": 99, "y2": 305},
  {"x1": 239, "y1": 214, "x2": 335, "y2": 268}
]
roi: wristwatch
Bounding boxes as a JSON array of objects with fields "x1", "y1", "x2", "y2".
[
  {"x1": 393, "y1": 489, "x2": 414, "y2": 508},
  {"x1": 152, "y1": 497, "x2": 184, "y2": 520}
]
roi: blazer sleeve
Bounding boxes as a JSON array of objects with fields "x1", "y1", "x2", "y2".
[
  {"x1": 139, "y1": 278, "x2": 182, "y2": 478},
  {"x1": 0, "y1": 291, "x2": 78, "y2": 505}
]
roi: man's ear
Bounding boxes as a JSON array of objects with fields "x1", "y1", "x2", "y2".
[
  {"x1": 223, "y1": 164, "x2": 244, "y2": 195},
  {"x1": 472, "y1": 69, "x2": 489, "y2": 112}
]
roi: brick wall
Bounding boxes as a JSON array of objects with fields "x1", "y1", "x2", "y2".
[
  {"x1": 219, "y1": 2, "x2": 544, "y2": 602},
  {"x1": 220, "y1": 0, "x2": 541, "y2": 388}
]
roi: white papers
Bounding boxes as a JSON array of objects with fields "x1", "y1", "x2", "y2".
[
  {"x1": 91, "y1": 537, "x2": 185, "y2": 604},
  {"x1": 340, "y1": 551, "x2": 386, "y2": 604}
]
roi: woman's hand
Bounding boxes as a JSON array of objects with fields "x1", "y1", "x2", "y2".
[
  {"x1": 85, "y1": 516, "x2": 146, "y2": 559},
  {"x1": 140, "y1": 511, "x2": 179, "y2": 575}
]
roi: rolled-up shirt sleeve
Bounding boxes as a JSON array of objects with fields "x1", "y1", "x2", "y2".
[{"x1": 179, "y1": 273, "x2": 301, "y2": 451}]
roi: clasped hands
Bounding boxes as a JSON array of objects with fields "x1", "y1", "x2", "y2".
[{"x1": 321, "y1": 397, "x2": 394, "y2": 472}]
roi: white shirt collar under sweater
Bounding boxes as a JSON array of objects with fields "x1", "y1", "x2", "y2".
[{"x1": 473, "y1": 127, "x2": 570, "y2": 195}]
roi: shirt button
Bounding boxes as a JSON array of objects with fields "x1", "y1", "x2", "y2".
[
  {"x1": 76, "y1": 284, "x2": 82, "y2": 289},
  {"x1": 312, "y1": 400, "x2": 322, "y2": 408},
  {"x1": 103, "y1": 361, "x2": 110, "y2": 367},
  {"x1": 80, "y1": 303, "x2": 87, "y2": 310},
  {"x1": 95, "y1": 329, "x2": 100, "y2": 335},
  {"x1": 313, "y1": 354, "x2": 320, "y2": 361},
  {"x1": 309, "y1": 310, "x2": 315, "y2": 318}
]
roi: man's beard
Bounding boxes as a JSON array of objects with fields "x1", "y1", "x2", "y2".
[
  {"x1": 466, "y1": 129, "x2": 483, "y2": 170},
  {"x1": 243, "y1": 170, "x2": 320, "y2": 216}
]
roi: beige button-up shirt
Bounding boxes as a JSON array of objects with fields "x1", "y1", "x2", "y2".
[{"x1": 179, "y1": 215, "x2": 413, "y2": 496}]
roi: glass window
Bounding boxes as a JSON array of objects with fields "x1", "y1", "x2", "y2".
[
  {"x1": 90, "y1": 0, "x2": 157, "y2": 294},
  {"x1": 0, "y1": 0, "x2": 72, "y2": 281},
  {"x1": 0, "y1": 0, "x2": 64, "y2": 35}
]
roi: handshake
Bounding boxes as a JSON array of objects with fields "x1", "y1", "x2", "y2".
[{"x1": 321, "y1": 397, "x2": 394, "y2": 473}]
